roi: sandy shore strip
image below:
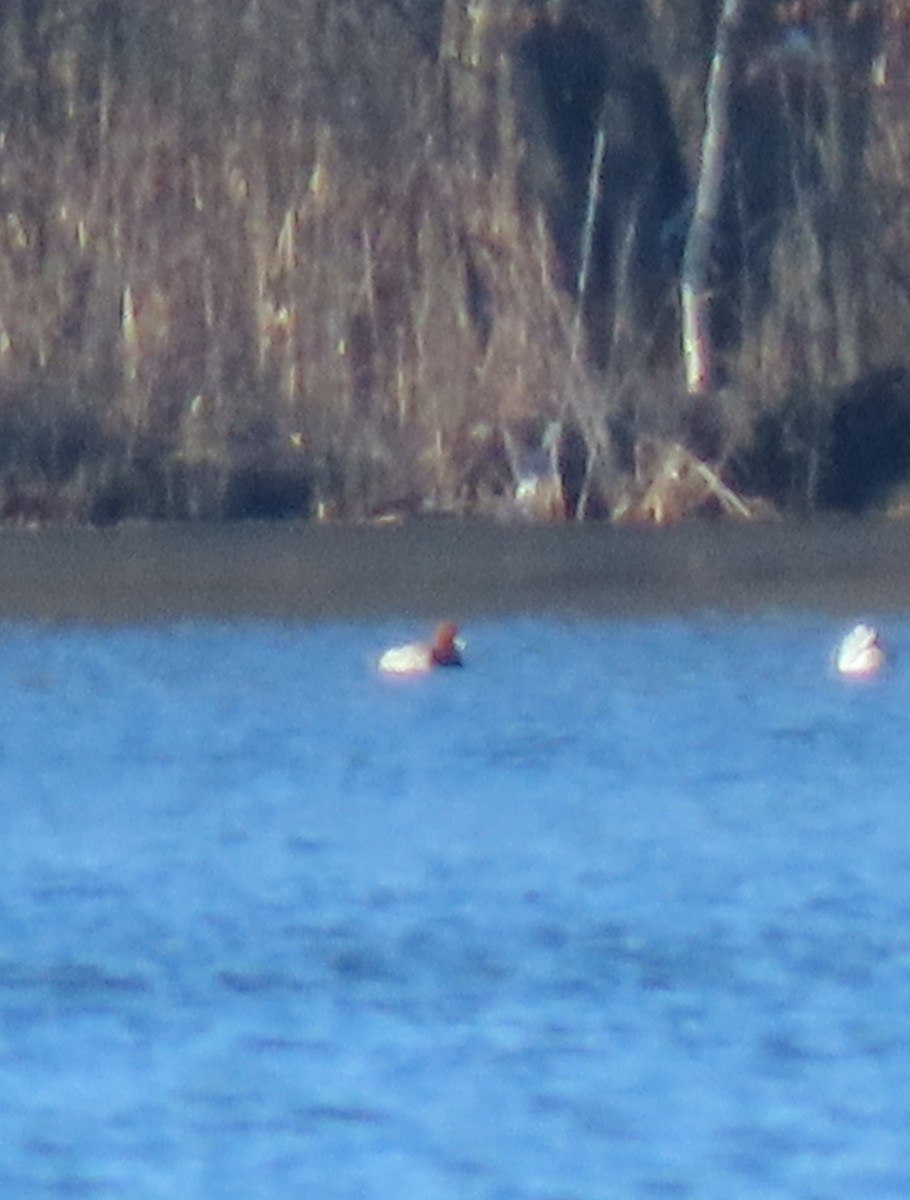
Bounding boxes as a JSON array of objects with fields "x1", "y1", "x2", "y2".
[{"x1": 0, "y1": 517, "x2": 908, "y2": 623}]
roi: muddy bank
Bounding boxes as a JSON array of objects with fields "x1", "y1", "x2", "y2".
[{"x1": 0, "y1": 518, "x2": 909, "y2": 624}]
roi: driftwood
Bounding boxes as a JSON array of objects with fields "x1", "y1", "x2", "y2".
[
  {"x1": 502, "y1": 420, "x2": 567, "y2": 521},
  {"x1": 451, "y1": 419, "x2": 568, "y2": 522},
  {"x1": 612, "y1": 438, "x2": 772, "y2": 525}
]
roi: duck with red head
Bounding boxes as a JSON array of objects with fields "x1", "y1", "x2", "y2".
[{"x1": 378, "y1": 622, "x2": 464, "y2": 676}]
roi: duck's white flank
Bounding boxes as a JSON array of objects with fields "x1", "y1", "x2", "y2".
[
  {"x1": 835, "y1": 623, "x2": 885, "y2": 677},
  {"x1": 378, "y1": 622, "x2": 463, "y2": 676},
  {"x1": 378, "y1": 642, "x2": 434, "y2": 676}
]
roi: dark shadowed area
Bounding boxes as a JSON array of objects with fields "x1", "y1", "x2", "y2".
[{"x1": 2, "y1": 519, "x2": 910, "y2": 623}]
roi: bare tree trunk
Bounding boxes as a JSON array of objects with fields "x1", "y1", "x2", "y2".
[{"x1": 681, "y1": 0, "x2": 751, "y2": 394}]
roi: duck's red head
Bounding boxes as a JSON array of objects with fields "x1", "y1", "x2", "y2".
[{"x1": 431, "y1": 621, "x2": 462, "y2": 667}]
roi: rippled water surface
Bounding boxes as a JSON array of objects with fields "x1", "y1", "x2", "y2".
[{"x1": 2, "y1": 614, "x2": 910, "y2": 1199}]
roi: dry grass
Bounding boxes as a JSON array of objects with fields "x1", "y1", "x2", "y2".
[
  {"x1": 0, "y1": 2, "x2": 622, "y2": 523},
  {"x1": 0, "y1": 0, "x2": 906, "y2": 523}
]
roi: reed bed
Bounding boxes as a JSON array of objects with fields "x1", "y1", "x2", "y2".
[{"x1": 0, "y1": 0, "x2": 906, "y2": 523}]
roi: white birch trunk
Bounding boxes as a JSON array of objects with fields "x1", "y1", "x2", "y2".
[{"x1": 681, "y1": 0, "x2": 751, "y2": 394}]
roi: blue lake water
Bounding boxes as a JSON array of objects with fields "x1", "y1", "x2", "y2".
[{"x1": 1, "y1": 613, "x2": 910, "y2": 1199}]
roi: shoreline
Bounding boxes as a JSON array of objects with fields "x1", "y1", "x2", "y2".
[{"x1": 0, "y1": 517, "x2": 909, "y2": 623}]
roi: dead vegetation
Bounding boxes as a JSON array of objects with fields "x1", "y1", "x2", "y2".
[{"x1": 0, "y1": 0, "x2": 906, "y2": 525}]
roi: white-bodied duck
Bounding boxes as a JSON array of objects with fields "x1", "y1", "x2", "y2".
[
  {"x1": 378, "y1": 621, "x2": 463, "y2": 676},
  {"x1": 834, "y1": 623, "x2": 885, "y2": 678}
]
